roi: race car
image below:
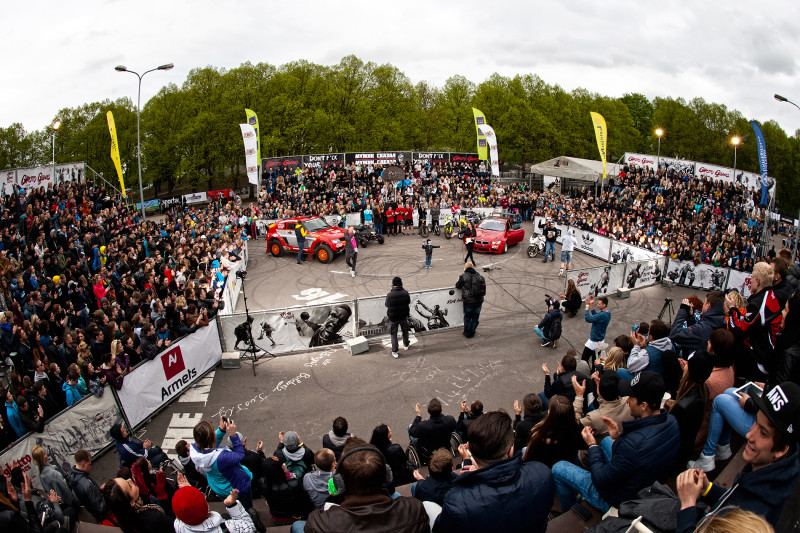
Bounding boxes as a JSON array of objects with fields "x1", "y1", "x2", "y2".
[
  {"x1": 266, "y1": 216, "x2": 346, "y2": 263},
  {"x1": 470, "y1": 217, "x2": 525, "y2": 254}
]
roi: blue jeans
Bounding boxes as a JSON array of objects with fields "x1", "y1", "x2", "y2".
[
  {"x1": 291, "y1": 521, "x2": 306, "y2": 533},
  {"x1": 553, "y1": 437, "x2": 613, "y2": 512},
  {"x1": 538, "y1": 391, "x2": 551, "y2": 410},
  {"x1": 702, "y1": 388, "x2": 756, "y2": 456},
  {"x1": 463, "y1": 302, "x2": 482, "y2": 338},
  {"x1": 617, "y1": 368, "x2": 635, "y2": 380},
  {"x1": 534, "y1": 327, "x2": 549, "y2": 342},
  {"x1": 425, "y1": 255, "x2": 432, "y2": 267},
  {"x1": 545, "y1": 241, "x2": 556, "y2": 260},
  {"x1": 297, "y1": 238, "x2": 305, "y2": 263}
]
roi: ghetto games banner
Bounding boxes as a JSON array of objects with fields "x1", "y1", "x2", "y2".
[
  {"x1": 665, "y1": 259, "x2": 729, "y2": 291},
  {"x1": 263, "y1": 156, "x2": 303, "y2": 173},
  {"x1": 218, "y1": 302, "x2": 356, "y2": 356},
  {"x1": 567, "y1": 264, "x2": 626, "y2": 299},
  {"x1": 116, "y1": 322, "x2": 222, "y2": 427},
  {"x1": 357, "y1": 287, "x2": 464, "y2": 338},
  {"x1": 624, "y1": 153, "x2": 658, "y2": 172},
  {"x1": 624, "y1": 258, "x2": 667, "y2": 290},
  {"x1": 5, "y1": 162, "x2": 86, "y2": 193},
  {"x1": 695, "y1": 163, "x2": 733, "y2": 184}
]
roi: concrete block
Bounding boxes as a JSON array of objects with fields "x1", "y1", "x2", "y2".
[
  {"x1": 221, "y1": 351, "x2": 241, "y2": 369},
  {"x1": 346, "y1": 336, "x2": 369, "y2": 355},
  {"x1": 617, "y1": 287, "x2": 631, "y2": 299}
]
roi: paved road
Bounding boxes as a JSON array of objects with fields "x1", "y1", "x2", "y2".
[{"x1": 96, "y1": 223, "x2": 699, "y2": 480}]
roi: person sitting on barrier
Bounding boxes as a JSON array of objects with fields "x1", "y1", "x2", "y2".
[
  {"x1": 67, "y1": 449, "x2": 107, "y2": 522},
  {"x1": 666, "y1": 350, "x2": 714, "y2": 470},
  {"x1": 172, "y1": 482, "x2": 256, "y2": 533},
  {"x1": 411, "y1": 448, "x2": 457, "y2": 506},
  {"x1": 539, "y1": 351, "x2": 588, "y2": 409},
  {"x1": 559, "y1": 279, "x2": 582, "y2": 318},
  {"x1": 522, "y1": 395, "x2": 585, "y2": 468},
  {"x1": 321, "y1": 416, "x2": 350, "y2": 460},
  {"x1": 571, "y1": 370, "x2": 633, "y2": 453},
  {"x1": 669, "y1": 291, "x2": 726, "y2": 357},
  {"x1": 110, "y1": 422, "x2": 167, "y2": 469},
  {"x1": 101, "y1": 473, "x2": 174, "y2": 533},
  {"x1": 455, "y1": 400, "x2": 483, "y2": 440},
  {"x1": 408, "y1": 398, "x2": 457, "y2": 465}
]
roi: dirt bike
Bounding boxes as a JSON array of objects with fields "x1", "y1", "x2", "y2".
[
  {"x1": 527, "y1": 233, "x2": 546, "y2": 258},
  {"x1": 445, "y1": 214, "x2": 470, "y2": 240}
]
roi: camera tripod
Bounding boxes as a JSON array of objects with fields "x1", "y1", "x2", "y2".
[
  {"x1": 658, "y1": 297, "x2": 675, "y2": 323},
  {"x1": 236, "y1": 274, "x2": 274, "y2": 376}
]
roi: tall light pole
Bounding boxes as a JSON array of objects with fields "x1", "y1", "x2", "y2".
[
  {"x1": 655, "y1": 128, "x2": 663, "y2": 172},
  {"x1": 775, "y1": 93, "x2": 800, "y2": 263},
  {"x1": 51, "y1": 120, "x2": 61, "y2": 186},
  {"x1": 732, "y1": 136, "x2": 740, "y2": 201},
  {"x1": 115, "y1": 62, "x2": 174, "y2": 221}
]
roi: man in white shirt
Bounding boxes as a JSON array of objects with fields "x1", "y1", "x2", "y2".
[{"x1": 560, "y1": 229, "x2": 577, "y2": 277}]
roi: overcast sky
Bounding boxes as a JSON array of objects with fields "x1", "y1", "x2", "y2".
[{"x1": 5, "y1": 0, "x2": 800, "y2": 148}]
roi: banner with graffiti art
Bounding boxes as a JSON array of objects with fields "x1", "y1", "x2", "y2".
[
  {"x1": 0, "y1": 385, "x2": 123, "y2": 491},
  {"x1": 726, "y1": 268, "x2": 753, "y2": 298},
  {"x1": 357, "y1": 287, "x2": 464, "y2": 338},
  {"x1": 624, "y1": 258, "x2": 668, "y2": 290},
  {"x1": 218, "y1": 302, "x2": 356, "y2": 356},
  {"x1": 664, "y1": 259, "x2": 729, "y2": 291},
  {"x1": 609, "y1": 241, "x2": 660, "y2": 263},
  {"x1": 572, "y1": 229, "x2": 612, "y2": 261},
  {"x1": 566, "y1": 264, "x2": 626, "y2": 299}
]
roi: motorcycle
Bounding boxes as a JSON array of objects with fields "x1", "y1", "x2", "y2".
[{"x1": 527, "y1": 234, "x2": 546, "y2": 258}]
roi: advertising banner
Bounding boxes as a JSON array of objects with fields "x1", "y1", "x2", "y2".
[
  {"x1": 0, "y1": 386, "x2": 122, "y2": 491},
  {"x1": 218, "y1": 302, "x2": 356, "y2": 356},
  {"x1": 532, "y1": 216, "x2": 566, "y2": 243},
  {"x1": 567, "y1": 264, "x2": 626, "y2": 299},
  {"x1": 345, "y1": 152, "x2": 412, "y2": 166},
  {"x1": 207, "y1": 188, "x2": 235, "y2": 201},
  {"x1": 665, "y1": 259, "x2": 729, "y2": 291},
  {"x1": 116, "y1": 322, "x2": 222, "y2": 427},
  {"x1": 303, "y1": 153, "x2": 345, "y2": 168},
  {"x1": 357, "y1": 287, "x2": 464, "y2": 338},
  {"x1": 183, "y1": 191, "x2": 208, "y2": 204},
  {"x1": 245, "y1": 109, "x2": 260, "y2": 162},
  {"x1": 240, "y1": 124, "x2": 259, "y2": 185},
  {"x1": 590, "y1": 112, "x2": 608, "y2": 180},
  {"x1": 624, "y1": 258, "x2": 667, "y2": 290},
  {"x1": 107, "y1": 111, "x2": 126, "y2": 196},
  {"x1": 572, "y1": 229, "x2": 612, "y2": 261},
  {"x1": 449, "y1": 153, "x2": 482, "y2": 165},
  {"x1": 695, "y1": 163, "x2": 734, "y2": 184},
  {"x1": 624, "y1": 153, "x2": 658, "y2": 172},
  {"x1": 2, "y1": 169, "x2": 15, "y2": 196},
  {"x1": 15, "y1": 162, "x2": 85, "y2": 191},
  {"x1": 660, "y1": 156, "x2": 695, "y2": 176},
  {"x1": 412, "y1": 152, "x2": 449, "y2": 165},
  {"x1": 472, "y1": 108, "x2": 488, "y2": 161},
  {"x1": 134, "y1": 199, "x2": 160, "y2": 213},
  {"x1": 476, "y1": 124, "x2": 499, "y2": 176},
  {"x1": 726, "y1": 269, "x2": 753, "y2": 298},
  {"x1": 610, "y1": 241, "x2": 659, "y2": 263},
  {"x1": 262, "y1": 156, "x2": 303, "y2": 173},
  {"x1": 160, "y1": 196, "x2": 182, "y2": 211}
]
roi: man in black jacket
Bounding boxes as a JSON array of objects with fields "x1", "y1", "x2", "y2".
[
  {"x1": 385, "y1": 276, "x2": 411, "y2": 359},
  {"x1": 456, "y1": 262, "x2": 485, "y2": 338},
  {"x1": 409, "y1": 398, "x2": 456, "y2": 463}
]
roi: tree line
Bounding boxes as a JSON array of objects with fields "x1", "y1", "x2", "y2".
[{"x1": 1, "y1": 55, "x2": 799, "y2": 213}]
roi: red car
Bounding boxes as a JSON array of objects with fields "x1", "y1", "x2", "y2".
[
  {"x1": 469, "y1": 217, "x2": 526, "y2": 253},
  {"x1": 267, "y1": 217, "x2": 346, "y2": 263}
]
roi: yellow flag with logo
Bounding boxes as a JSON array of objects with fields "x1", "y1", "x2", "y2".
[
  {"x1": 106, "y1": 111, "x2": 126, "y2": 197},
  {"x1": 590, "y1": 112, "x2": 608, "y2": 180},
  {"x1": 472, "y1": 108, "x2": 488, "y2": 160}
]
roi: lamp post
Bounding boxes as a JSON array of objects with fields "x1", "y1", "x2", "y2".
[
  {"x1": 732, "y1": 136, "x2": 740, "y2": 201},
  {"x1": 51, "y1": 120, "x2": 61, "y2": 186},
  {"x1": 115, "y1": 62, "x2": 174, "y2": 221},
  {"x1": 655, "y1": 128, "x2": 663, "y2": 172},
  {"x1": 775, "y1": 94, "x2": 800, "y2": 263}
]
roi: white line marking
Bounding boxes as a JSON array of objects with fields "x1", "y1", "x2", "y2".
[
  {"x1": 178, "y1": 371, "x2": 215, "y2": 405},
  {"x1": 161, "y1": 412, "x2": 203, "y2": 451}
]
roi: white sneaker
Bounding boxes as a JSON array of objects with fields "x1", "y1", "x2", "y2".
[
  {"x1": 687, "y1": 454, "x2": 716, "y2": 473},
  {"x1": 715, "y1": 443, "x2": 732, "y2": 461},
  {"x1": 559, "y1": 268, "x2": 564, "y2": 277},
  {"x1": 391, "y1": 352, "x2": 399, "y2": 359},
  {"x1": 351, "y1": 270, "x2": 355, "y2": 277},
  {"x1": 403, "y1": 344, "x2": 409, "y2": 351}
]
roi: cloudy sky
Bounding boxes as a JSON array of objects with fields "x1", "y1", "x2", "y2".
[{"x1": 4, "y1": 0, "x2": 800, "y2": 144}]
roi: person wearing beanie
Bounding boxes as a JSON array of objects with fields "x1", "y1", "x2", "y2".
[
  {"x1": 384, "y1": 276, "x2": 411, "y2": 359},
  {"x1": 667, "y1": 350, "x2": 714, "y2": 469},
  {"x1": 535, "y1": 297, "x2": 563, "y2": 348},
  {"x1": 173, "y1": 483, "x2": 255, "y2": 533},
  {"x1": 421, "y1": 239, "x2": 440, "y2": 268},
  {"x1": 274, "y1": 430, "x2": 315, "y2": 476}
]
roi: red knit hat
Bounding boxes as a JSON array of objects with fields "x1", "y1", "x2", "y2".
[{"x1": 172, "y1": 486, "x2": 209, "y2": 526}]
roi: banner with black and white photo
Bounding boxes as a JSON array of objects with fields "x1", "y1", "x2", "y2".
[
  {"x1": 726, "y1": 269, "x2": 752, "y2": 298},
  {"x1": 571, "y1": 229, "x2": 612, "y2": 261},
  {"x1": 218, "y1": 302, "x2": 356, "y2": 356},
  {"x1": 610, "y1": 241, "x2": 660, "y2": 263},
  {"x1": 0, "y1": 162, "x2": 86, "y2": 194},
  {"x1": 566, "y1": 264, "x2": 626, "y2": 299},
  {"x1": 664, "y1": 259, "x2": 729, "y2": 291},
  {"x1": 345, "y1": 152, "x2": 413, "y2": 167},
  {"x1": 624, "y1": 258, "x2": 667, "y2": 290},
  {"x1": 357, "y1": 287, "x2": 464, "y2": 338}
]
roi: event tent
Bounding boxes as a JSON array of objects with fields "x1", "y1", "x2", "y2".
[{"x1": 529, "y1": 156, "x2": 622, "y2": 184}]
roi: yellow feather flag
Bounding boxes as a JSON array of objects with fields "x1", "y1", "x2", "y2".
[
  {"x1": 106, "y1": 111, "x2": 126, "y2": 197},
  {"x1": 472, "y1": 108, "x2": 489, "y2": 161},
  {"x1": 590, "y1": 112, "x2": 608, "y2": 180}
]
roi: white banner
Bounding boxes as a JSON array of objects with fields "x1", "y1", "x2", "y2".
[
  {"x1": 696, "y1": 163, "x2": 734, "y2": 184},
  {"x1": 218, "y1": 302, "x2": 356, "y2": 356},
  {"x1": 567, "y1": 264, "x2": 626, "y2": 299},
  {"x1": 572, "y1": 228, "x2": 612, "y2": 261},
  {"x1": 624, "y1": 153, "x2": 658, "y2": 172},
  {"x1": 0, "y1": 386, "x2": 122, "y2": 491},
  {"x1": 240, "y1": 124, "x2": 259, "y2": 185},
  {"x1": 357, "y1": 287, "x2": 464, "y2": 338},
  {"x1": 533, "y1": 216, "x2": 566, "y2": 244},
  {"x1": 7, "y1": 162, "x2": 86, "y2": 192},
  {"x1": 610, "y1": 241, "x2": 660, "y2": 263},
  {"x1": 183, "y1": 191, "x2": 208, "y2": 204},
  {"x1": 624, "y1": 258, "x2": 667, "y2": 290},
  {"x1": 665, "y1": 259, "x2": 729, "y2": 291},
  {"x1": 477, "y1": 124, "x2": 499, "y2": 177},
  {"x1": 726, "y1": 268, "x2": 752, "y2": 298},
  {"x1": 117, "y1": 322, "x2": 222, "y2": 427}
]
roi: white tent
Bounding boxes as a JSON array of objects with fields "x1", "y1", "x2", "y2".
[{"x1": 529, "y1": 156, "x2": 622, "y2": 184}]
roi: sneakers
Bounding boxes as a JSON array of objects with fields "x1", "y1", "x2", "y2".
[
  {"x1": 391, "y1": 352, "x2": 399, "y2": 359},
  {"x1": 559, "y1": 268, "x2": 564, "y2": 277},
  {"x1": 687, "y1": 453, "x2": 716, "y2": 473},
  {"x1": 541, "y1": 339, "x2": 551, "y2": 347},
  {"x1": 350, "y1": 269, "x2": 355, "y2": 277},
  {"x1": 403, "y1": 344, "x2": 409, "y2": 351},
  {"x1": 552, "y1": 340, "x2": 558, "y2": 349},
  {"x1": 542, "y1": 258, "x2": 548, "y2": 263},
  {"x1": 715, "y1": 443, "x2": 732, "y2": 461}
]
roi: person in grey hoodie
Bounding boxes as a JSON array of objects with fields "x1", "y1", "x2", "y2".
[
  {"x1": 302, "y1": 449, "x2": 336, "y2": 510},
  {"x1": 32, "y1": 445, "x2": 80, "y2": 525},
  {"x1": 321, "y1": 416, "x2": 350, "y2": 460}
]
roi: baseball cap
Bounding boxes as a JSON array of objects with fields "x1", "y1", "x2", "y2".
[
  {"x1": 751, "y1": 382, "x2": 800, "y2": 443},
  {"x1": 618, "y1": 371, "x2": 666, "y2": 408},
  {"x1": 283, "y1": 431, "x2": 301, "y2": 453}
]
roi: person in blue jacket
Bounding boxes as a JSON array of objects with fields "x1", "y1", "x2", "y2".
[
  {"x1": 109, "y1": 422, "x2": 167, "y2": 468},
  {"x1": 4, "y1": 387, "x2": 25, "y2": 438},
  {"x1": 582, "y1": 295, "x2": 611, "y2": 364}
]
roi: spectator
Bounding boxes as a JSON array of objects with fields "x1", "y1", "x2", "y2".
[
  {"x1": 302, "y1": 449, "x2": 335, "y2": 510},
  {"x1": 778, "y1": 247, "x2": 800, "y2": 293},
  {"x1": 32, "y1": 382, "x2": 60, "y2": 421},
  {"x1": 539, "y1": 351, "x2": 588, "y2": 407},
  {"x1": 274, "y1": 431, "x2": 315, "y2": 480},
  {"x1": 581, "y1": 296, "x2": 610, "y2": 364},
  {"x1": 669, "y1": 291, "x2": 726, "y2": 356},
  {"x1": 455, "y1": 400, "x2": 483, "y2": 439},
  {"x1": 771, "y1": 257, "x2": 792, "y2": 309},
  {"x1": 695, "y1": 329, "x2": 736, "y2": 449},
  {"x1": 512, "y1": 393, "x2": 545, "y2": 454},
  {"x1": 522, "y1": 395, "x2": 584, "y2": 468},
  {"x1": 666, "y1": 350, "x2": 714, "y2": 469},
  {"x1": 627, "y1": 319, "x2": 673, "y2": 376},
  {"x1": 61, "y1": 366, "x2": 84, "y2": 406},
  {"x1": 173, "y1": 483, "x2": 255, "y2": 533},
  {"x1": 110, "y1": 422, "x2": 167, "y2": 468},
  {"x1": 434, "y1": 411, "x2": 555, "y2": 533},
  {"x1": 31, "y1": 444, "x2": 80, "y2": 525},
  {"x1": 534, "y1": 298, "x2": 562, "y2": 348},
  {"x1": 174, "y1": 440, "x2": 206, "y2": 489},
  {"x1": 598, "y1": 346, "x2": 633, "y2": 379},
  {"x1": 370, "y1": 424, "x2": 413, "y2": 489},
  {"x1": 99, "y1": 351, "x2": 127, "y2": 390},
  {"x1": 66, "y1": 449, "x2": 107, "y2": 522},
  {"x1": 0, "y1": 468, "x2": 42, "y2": 533},
  {"x1": 260, "y1": 443, "x2": 313, "y2": 526},
  {"x1": 455, "y1": 262, "x2": 485, "y2": 339},
  {"x1": 408, "y1": 398, "x2": 456, "y2": 465},
  {"x1": 321, "y1": 416, "x2": 350, "y2": 460},
  {"x1": 301, "y1": 438, "x2": 429, "y2": 533},
  {"x1": 384, "y1": 277, "x2": 411, "y2": 359},
  {"x1": 3, "y1": 388, "x2": 25, "y2": 439},
  {"x1": 552, "y1": 371, "x2": 680, "y2": 513},
  {"x1": 15, "y1": 396, "x2": 43, "y2": 433},
  {"x1": 692, "y1": 508, "x2": 774, "y2": 533},
  {"x1": 571, "y1": 370, "x2": 633, "y2": 444},
  {"x1": 559, "y1": 279, "x2": 582, "y2": 318},
  {"x1": 101, "y1": 475, "x2": 173, "y2": 533},
  {"x1": 411, "y1": 448, "x2": 456, "y2": 506},
  {"x1": 677, "y1": 382, "x2": 800, "y2": 532}
]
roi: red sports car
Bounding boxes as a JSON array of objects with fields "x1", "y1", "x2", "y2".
[
  {"x1": 469, "y1": 217, "x2": 526, "y2": 254},
  {"x1": 266, "y1": 216, "x2": 346, "y2": 263}
]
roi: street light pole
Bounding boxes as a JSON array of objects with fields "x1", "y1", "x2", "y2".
[
  {"x1": 655, "y1": 128, "x2": 663, "y2": 172},
  {"x1": 115, "y1": 62, "x2": 174, "y2": 221},
  {"x1": 732, "y1": 136, "x2": 740, "y2": 202},
  {"x1": 51, "y1": 120, "x2": 60, "y2": 186},
  {"x1": 774, "y1": 94, "x2": 800, "y2": 263}
]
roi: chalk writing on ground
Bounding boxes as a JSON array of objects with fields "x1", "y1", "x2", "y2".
[{"x1": 433, "y1": 360, "x2": 504, "y2": 407}]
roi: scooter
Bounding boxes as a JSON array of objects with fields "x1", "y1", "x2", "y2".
[{"x1": 527, "y1": 233, "x2": 546, "y2": 258}]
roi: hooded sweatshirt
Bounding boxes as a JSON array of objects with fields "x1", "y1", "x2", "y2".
[
  {"x1": 173, "y1": 500, "x2": 255, "y2": 533},
  {"x1": 190, "y1": 429, "x2": 252, "y2": 499},
  {"x1": 627, "y1": 337, "x2": 673, "y2": 375}
]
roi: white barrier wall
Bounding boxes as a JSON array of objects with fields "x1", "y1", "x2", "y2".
[
  {"x1": 665, "y1": 260, "x2": 729, "y2": 292},
  {"x1": 358, "y1": 287, "x2": 464, "y2": 338}
]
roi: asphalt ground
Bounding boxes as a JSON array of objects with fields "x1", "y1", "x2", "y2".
[{"x1": 95, "y1": 222, "x2": 702, "y2": 481}]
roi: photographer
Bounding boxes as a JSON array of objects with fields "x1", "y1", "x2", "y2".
[{"x1": 534, "y1": 298, "x2": 562, "y2": 348}]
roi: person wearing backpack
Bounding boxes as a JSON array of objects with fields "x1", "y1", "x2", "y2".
[
  {"x1": 274, "y1": 431, "x2": 314, "y2": 481},
  {"x1": 535, "y1": 299, "x2": 563, "y2": 348},
  {"x1": 456, "y1": 262, "x2": 485, "y2": 338}
]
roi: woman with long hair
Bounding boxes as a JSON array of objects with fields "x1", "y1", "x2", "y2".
[
  {"x1": 668, "y1": 351, "x2": 713, "y2": 469},
  {"x1": 369, "y1": 424, "x2": 413, "y2": 488},
  {"x1": 101, "y1": 476, "x2": 174, "y2": 533},
  {"x1": 559, "y1": 279, "x2": 582, "y2": 318},
  {"x1": 522, "y1": 395, "x2": 584, "y2": 467},
  {"x1": 31, "y1": 445, "x2": 80, "y2": 524}
]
